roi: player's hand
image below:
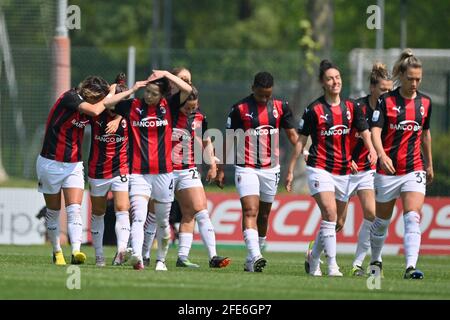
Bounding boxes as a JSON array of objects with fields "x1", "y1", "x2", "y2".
[
  {"x1": 108, "y1": 83, "x2": 117, "y2": 95},
  {"x1": 132, "y1": 80, "x2": 149, "y2": 92},
  {"x1": 105, "y1": 117, "x2": 121, "y2": 134},
  {"x1": 425, "y1": 165, "x2": 434, "y2": 185},
  {"x1": 215, "y1": 168, "x2": 225, "y2": 189},
  {"x1": 285, "y1": 171, "x2": 294, "y2": 192},
  {"x1": 368, "y1": 148, "x2": 378, "y2": 167},
  {"x1": 379, "y1": 154, "x2": 395, "y2": 175},
  {"x1": 350, "y1": 160, "x2": 358, "y2": 175},
  {"x1": 335, "y1": 220, "x2": 344, "y2": 233},
  {"x1": 206, "y1": 165, "x2": 217, "y2": 182},
  {"x1": 148, "y1": 70, "x2": 167, "y2": 82}
]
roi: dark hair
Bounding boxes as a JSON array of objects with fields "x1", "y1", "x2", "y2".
[
  {"x1": 114, "y1": 72, "x2": 128, "y2": 94},
  {"x1": 253, "y1": 72, "x2": 274, "y2": 88},
  {"x1": 319, "y1": 59, "x2": 340, "y2": 81},
  {"x1": 392, "y1": 48, "x2": 422, "y2": 82},
  {"x1": 78, "y1": 76, "x2": 110, "y2": 102},
  {"x1": 186, "y1": 85, "x2": 199, "y2": 101},
  {"x1": 148, "y1": 77, "x2": 170, "y2": 97},
  {"x1": 171, "y1": 67, "x2": 192, "y2": 84},
  {"x1": 369, "y1": 62, "x2": 391, "y2": 85}
]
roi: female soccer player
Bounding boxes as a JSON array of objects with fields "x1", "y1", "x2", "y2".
[
  {"x1": 347, "y1": 63, "x2": 393, "y2": 276},
  {"x1": 106, "y1": 70, "x2": 192, "y2": 270},
  {"x1": 370, "y1": 49, "x2": 432, "y2": 279},
  {"x1": 37, "y1": 75, "x2": 111, "y2": 265},
  {"x1": 88, "y1": 73, "x2": 133, "y2": 267},
  {"x1": 216, "y1": 71, "x2": 300, "y2": 272},
  {"x1": 286, "y1": 60, "x2": 377, "y2": 276}
]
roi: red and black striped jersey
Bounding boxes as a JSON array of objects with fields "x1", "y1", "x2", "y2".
[
  {"x1": 171, "y1": 107, "x2": 208, "y2": 170},
  {"x1": 88, "y1": 111, "x2": 129, "y2": 179},
  {"x1": 298, "y1": 96, "x2": 369, "y2": 175},
  {"x1": 226, "y1": 95, "x2": 295, "y2": 169},
  {"x1": 114, "y1": 94, "x2": 178, "y2": 174},
  {"x1": 40, "y1": 89, "x2": 88, "y2": 162},
  {"x1": 350, "y1": 95, "x2": 376, "y2": 172},
  {"x1": 371, "y1": 88, "x2": 432, "y2": 175}
]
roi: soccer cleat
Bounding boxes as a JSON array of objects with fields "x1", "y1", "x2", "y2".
[
  {"x1": 129, "y1": 254, "x2": 144, "y2": 270},
  {"x1": 404, "y1": 266, "x2": 424, "y2": 280},
  {"x1": 155, "y1": 260, "x2": 168, "y2": 271},
  {"x1": 53, "y1": 251, "x2": 66, "y2": 266},
  {"x1": 176, "y1": 257, "x2": 200, "y2": 268},
  {"x1": 305, "y1": 241, "x2": 322, "y2": 276},
  {"x1": 328, "y1": 265, "x2": 343, "y2": 277},
  {"x1": 209, "y1": 256, "x2": 231, "y2": 269},
  {"x1": 369, "y1": 261, "x2": 384, "y2": 278},
  {"x1": 112, "y1": 250, "x2": 128, "y2": 266},
  {"x1": 71, "y1": 251, "x2": 86, "y2": 265},
  {"x1": 252, "y1": 256, "x2": 267, "y2": 272},
  {"x1": 143, "y1": 257, "x2": 151, "y2": 267},
  {"x1": 95, "y1": 256, "x2": 106, "y2": 267},
  {"x1": 351, "y1": 265, "x2": 365, "y2": 277}
]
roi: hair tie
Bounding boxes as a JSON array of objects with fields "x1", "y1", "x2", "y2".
[{"x1": 118, "y1": 80, "x2": 126, "y2": 85}]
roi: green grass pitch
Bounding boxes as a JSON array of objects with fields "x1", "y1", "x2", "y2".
[{"x1": 0, "y1": 244, "x2": 449, "y2": 300}]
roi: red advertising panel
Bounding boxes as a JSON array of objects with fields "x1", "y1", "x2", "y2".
[{"x1": 196, "y1": 193, "x2": 450, "y2": 255}]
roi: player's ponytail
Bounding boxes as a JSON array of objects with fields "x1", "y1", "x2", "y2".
[
  {"x1": 392, "y1": 49, "x2": 422, "y2": 82},
  {"x1": 369, "y1": 62, "x2": 391, "y2": 85}
]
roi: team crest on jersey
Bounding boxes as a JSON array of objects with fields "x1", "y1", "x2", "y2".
[
  {"x1": 121, "y1": 119, "x2": 127, "y2": 128},
  {"x1": 420, "y1": 105, "x2": 425, "y2": 116},
  {"x1": 298, "y1": 119, "x2": 304, "y2": 130},
  {"x1": 273, "y1": 109, "x2": 279, "y2": 119},
  {"x1": 372, "y1": 110, "x2": 380, "y2": 122},
  {"x1": 191, "y1": 120, "x2": 199, "y2": 130},
  {"x1": 346, "y1": 110, "x2": 351, "y2": 120},
  {"x1": 160, "y1": 106, "x2": 167, "y2": 115}
]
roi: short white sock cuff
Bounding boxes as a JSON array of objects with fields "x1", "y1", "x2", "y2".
[
  {"x1": 243, "y1": 228, "x2": 258, "y2": 240},
  {"x1": 404, "y1": 211, "x2": 421, "y2": 233},
  {"x1": 130, "y1": 196, "x2": 148, "y2": 223},
  {"x1": 195, "y1": 209, "x2": 209, "y2": 221}
]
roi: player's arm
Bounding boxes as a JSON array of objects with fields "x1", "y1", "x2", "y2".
[
  {"x1": 421, "y1": 129, "x2": 433, "y2": 184},
  {"x1": 202, "y1": 137, "x2": 217, "y2": 182},
  {"x1": 359, "y1": 130, "x2": 377, "y2": 167},
  {"x1": 285, "y1": 133, "x2": 307, "y2": 192},
  {"x1": 104, "y1": 80, "x2": 149, "y2": 110},
  {"x1": 149, "y1": 70, "x2": 192, "y2": 103}
]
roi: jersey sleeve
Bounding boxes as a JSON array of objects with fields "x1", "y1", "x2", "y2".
[
  {"x1": 297, "y1": 107, "x2": 314, "y2": 136},
  {"x1": 371, "y1": 96, "x2": 386, "y2": 128},
  {"x1": 61, "y1": 91, "x2": 84, "y2": 112},
  {"x1": 226, "y1": 105, "x2": 242, "y2": 130},
  {"x1": 423, "y1": 100, "x2": 432, "y2": 130},
  {"x1": 167, "y1": 92, "x2": 182, "y2": 110},
  {"x1": 114, "y1": 99, "x2": 134, "y2": 117},
  {"x1": 280, "y1": 101, "x2": 296, "y2": 129},
  {"x1": 353, "y1": 102, "x2": 369, "y2": 132}
]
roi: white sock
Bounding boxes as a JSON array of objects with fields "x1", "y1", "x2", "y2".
[
  {"x1": 45, "y1": 208, "x2": 61, "y2": 253},
  {"x1": 353, "y1": 219, "x2": 373, "y2": 267},
  {"x1": 195, "y1": 210, "x2": 217, "y2": 259},
  {"x1": 130, "y1": 196, "x2": 148, "y2": 258},
  {"x1": 66, "y1": 204, "x2": 83, "y2": 253},
  {"x1": 320, "y1": 220, "x2": 337, "y2": 267},
  {"x1": 311, "y1": 228, "x2": 324, "y2": 260},
  {"x1": 91, "y1": 214, "x2": 105, "y2": 257},
  {"x1": 243, "y1": 228, "x2": 261, "y2": 260},
  {"x1": 142, "y1": 212, "x2": 156, "y2": 258},
  {"x1": 370, "y1": 217, "x2": 390, "y2": 263},
  {"x1": 404, "y1": 211, "x2": 421, "y2": 269},
  {"x1": 115, "y1": 211, "x2": 130, "y2": 252},
  {"x1": 259, "y1": 236, "x2": 267, "y2": 251},
  {"x1": 155, "y1": 202, "x2": 171, "y2": 262},
  {"x1": 178, "y1": 232, "x2": 193, "y2": 260}
]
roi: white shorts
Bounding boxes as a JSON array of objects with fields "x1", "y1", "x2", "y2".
[
  {"x1": 129, "y1": 173, "x2": 174, "y2": 203},
  {"x1": 36, "y1": 155, "x2": 84, "y2": 194},
  {"x1": 348, "y1": 170, "x2": 375, "y2": 197},
  {"x1": 88, "y1": 175, "x2": 129, "y2": 197},
  {"x1": 306, "y1": 166, "x2": 351, "y2": 202},
  {"x1": 234, "y1": 165, "x2": 280, "y2": 203},
  {"x1": 374, "y1": 171, "x2": 426, "y2": 203},
  {"x1": 173, "y1": 168, "x2": 203, "y2": 192}
]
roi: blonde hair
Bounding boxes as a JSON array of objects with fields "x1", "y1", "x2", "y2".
[
  {"x1": 369, "y1": 62, "x2": 391, "y2": 85},
  {"x1": 392, "y1": 49, "x2": 422, "y2": 82}
]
